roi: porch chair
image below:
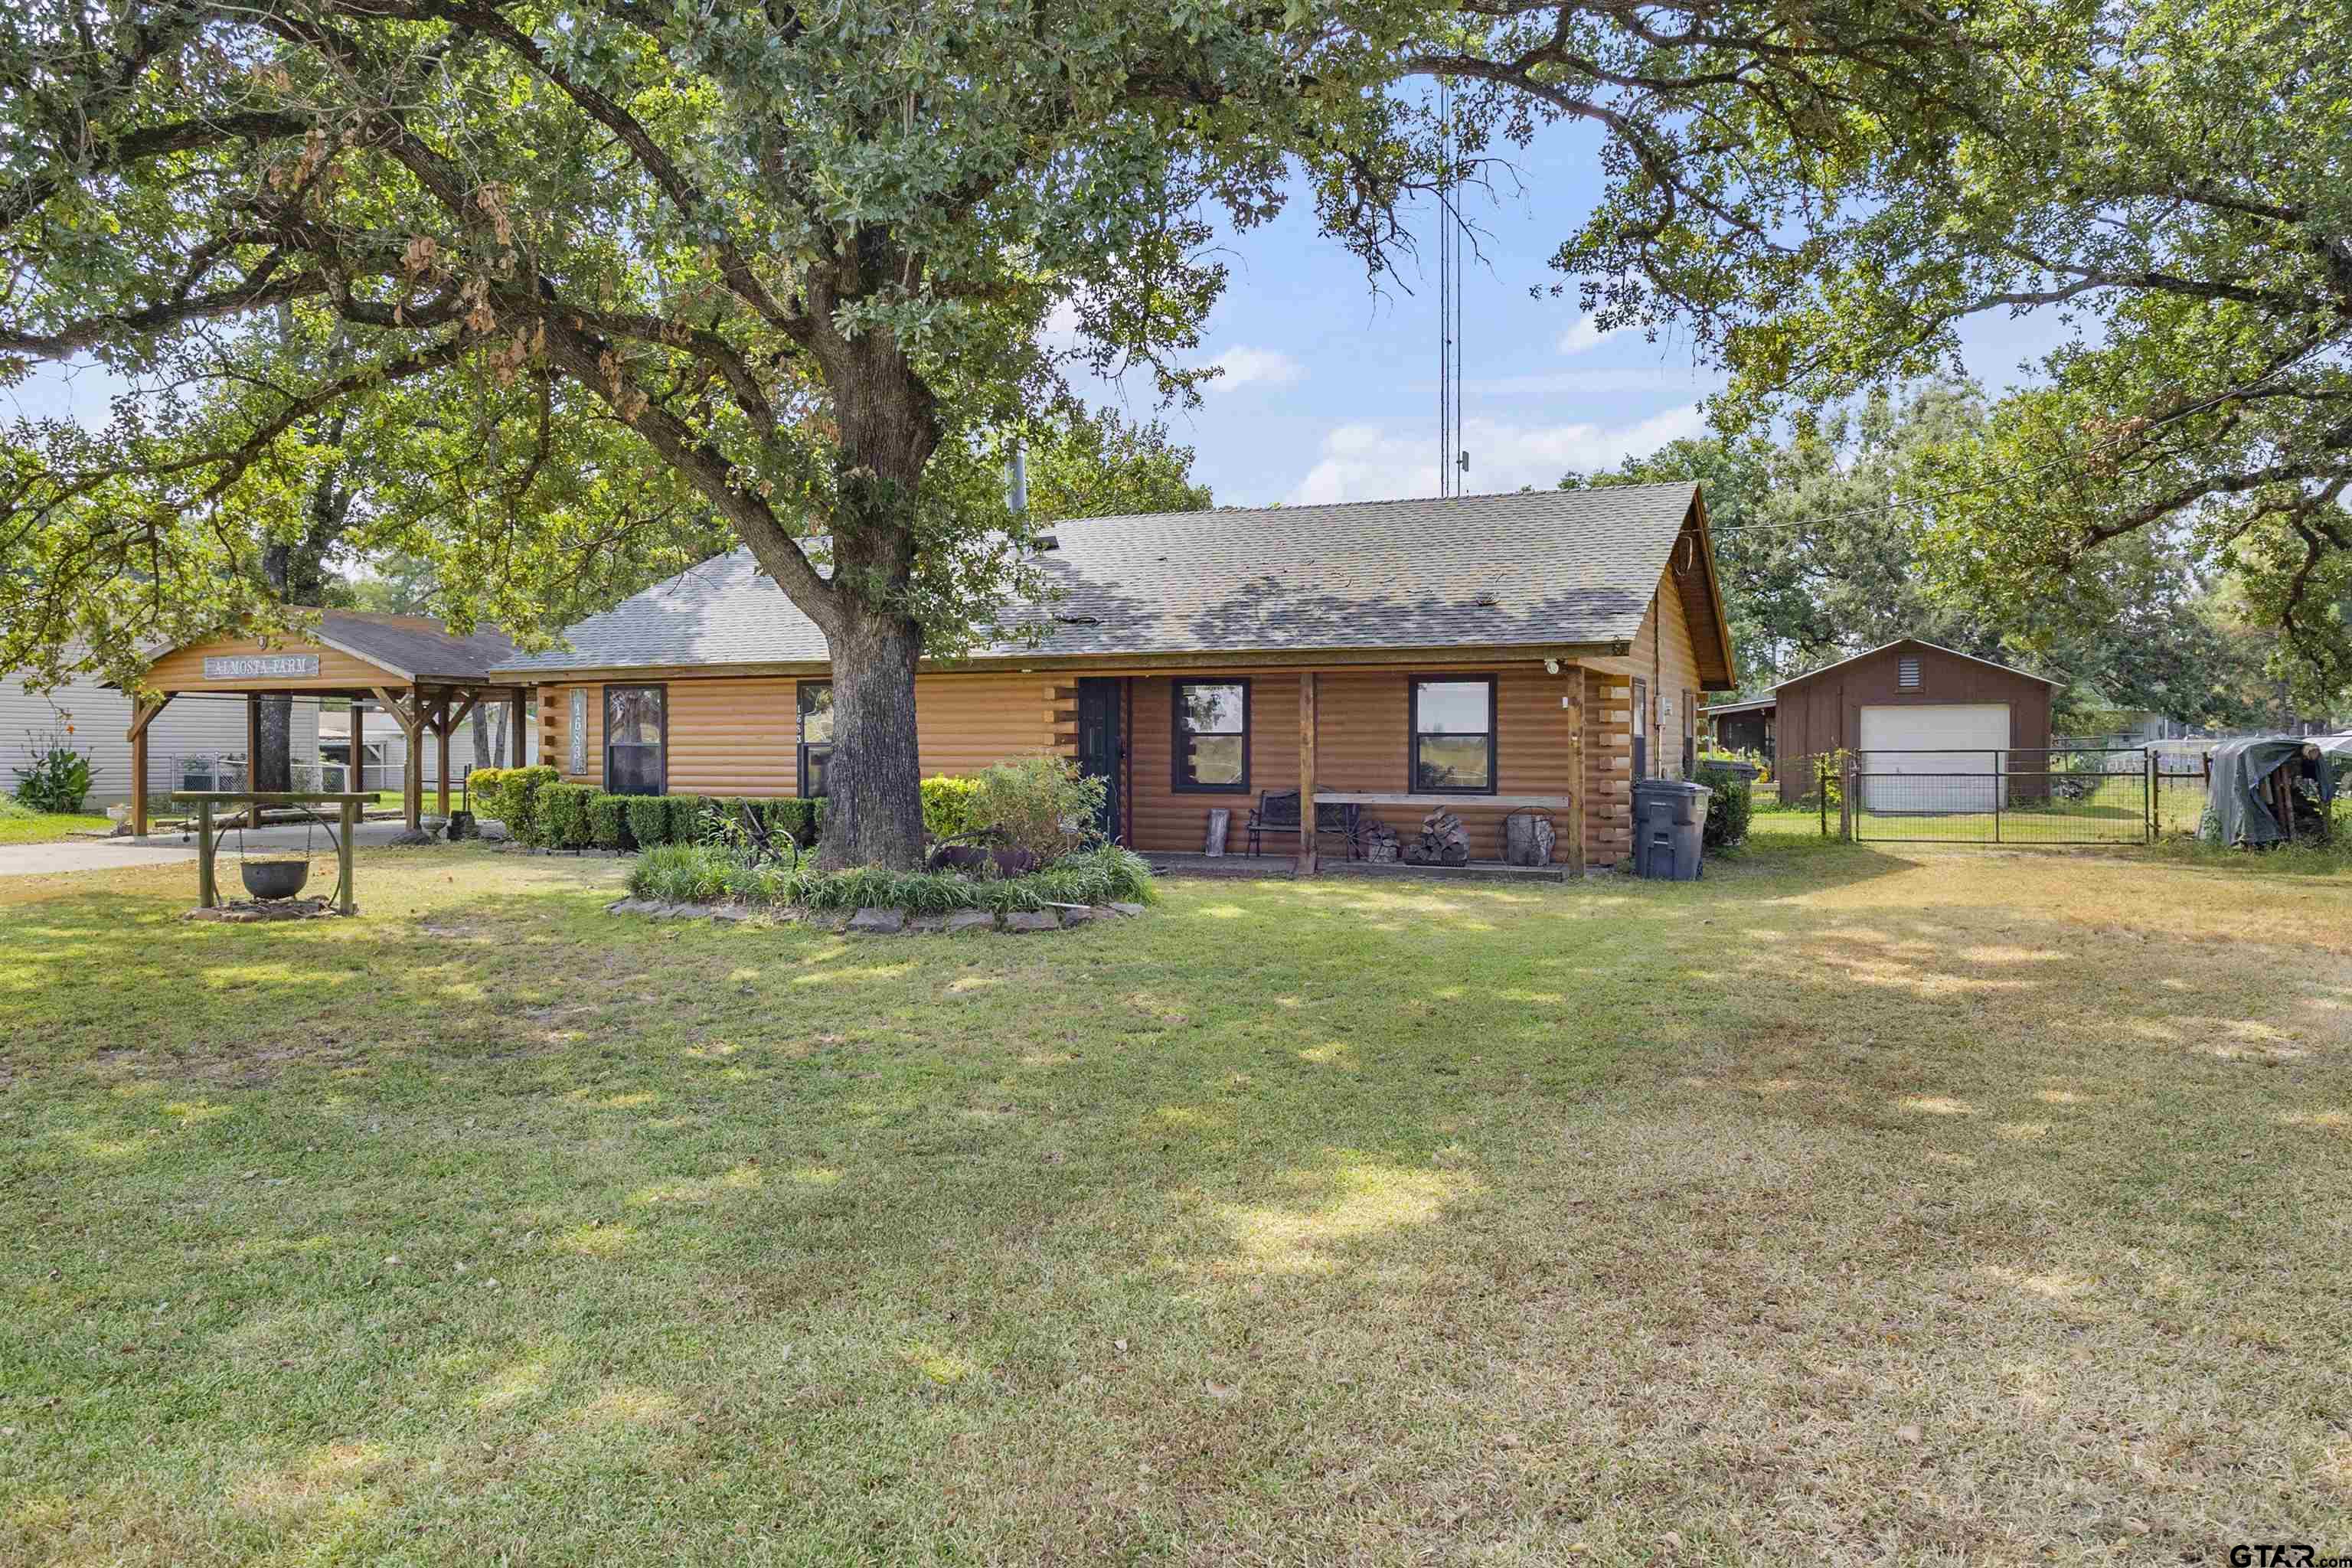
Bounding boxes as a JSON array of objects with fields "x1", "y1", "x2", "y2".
[{"x1": 1244, "y1": 789, "x2": 1361, "y2": 859}]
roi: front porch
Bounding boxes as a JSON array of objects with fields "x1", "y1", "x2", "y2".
[{"x1": 1143, "y1": 849, "x2": 1577, "y2": 883}]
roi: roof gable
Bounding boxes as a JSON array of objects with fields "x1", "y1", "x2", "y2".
[
  {"x1": 1775, "y1": 638, "x2": 2058, "y2": 691},
  {"x1": 493, "y1": 484, "x2": 1720, "y2": 676}
]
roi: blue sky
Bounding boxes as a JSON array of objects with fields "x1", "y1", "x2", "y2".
[{"x1": 5, "y1": 119, "x2": 2050, "y2": 511}]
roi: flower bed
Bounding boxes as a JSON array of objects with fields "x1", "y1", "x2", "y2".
[{"x1": 618, "y1": 842, "x2": 1157, "y2": 929}]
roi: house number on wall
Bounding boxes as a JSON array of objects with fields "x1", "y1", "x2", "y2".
[{"x1": 568, "y1": 689, "x2": 588, "y2": 775}]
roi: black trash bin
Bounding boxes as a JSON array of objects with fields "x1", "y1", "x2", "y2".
[{"x1": 1632, "y1": 778, "x2": 1712, "y2": 880}]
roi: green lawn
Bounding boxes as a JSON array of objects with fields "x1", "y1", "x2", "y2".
[
  {"x1": 0, "y1": 808, "x2": 112, "y2": 844},
  {"x1": 4, "y1": 835, "x2": 2350, "y2": 1563}
]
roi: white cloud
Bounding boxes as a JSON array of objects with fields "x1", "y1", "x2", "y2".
[
  {"x1": 1038, "y1": 299, "x2": 1083, "y2": 352},
  {"x1": 1207, "y1": 345, "x2": 1305, "y2": 392},
  {"x1": 1557, "y1": 315, "x2": 1625, "y2": 356},
  {"x1": 1285, "y1": 404, "x2": 1707, "y2": 505}
]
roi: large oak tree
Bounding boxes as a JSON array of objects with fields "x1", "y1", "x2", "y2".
[
  {"x1": 1563, "y1": 0, "x2": 2352, "y2": 707},
  {"x1": 0, "y1": 0, "x2": 2001, "y2": 865}
]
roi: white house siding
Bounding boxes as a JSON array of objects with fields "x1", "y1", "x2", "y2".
[{"x1": 0, "y1": 680, "x2": 319, "y2": 809}]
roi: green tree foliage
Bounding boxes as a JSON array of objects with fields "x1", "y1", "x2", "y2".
[
  {"x1": 1557, "y1": 0, "x2": 2352, "y2": 707},
  {"x1": 1567, "y1": 382, "x2": 2268, "y2": 728},
  {"x1": 0, "y1": 0, "x2": 2004, "y2": 865},
  {"x1": 1023, "y1": 410, "x2": 1212, "y2": 524}
]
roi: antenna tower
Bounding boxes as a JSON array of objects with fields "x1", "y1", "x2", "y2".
[{"x1": 1436, "y1": 81, "x2": 1466, "y2": 498}]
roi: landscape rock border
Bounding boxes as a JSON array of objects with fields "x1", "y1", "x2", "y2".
[{"x1": 603, "y1": 897, "x2": 1149, "y2": 933}]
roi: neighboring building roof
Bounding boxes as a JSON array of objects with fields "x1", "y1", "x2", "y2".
[
  {"x1": 1775, "y1": 637, "x2": 2058, "y2": 691},
  {"x1": 492, "y1": 484, "x2": 1714, "y2": 677},
  {"x1": 1706, "y1": 695, "x2": 1777, "y2": 715},
  {"x1": 314, "y1": 612, "x2": 517, "y2": 682}
]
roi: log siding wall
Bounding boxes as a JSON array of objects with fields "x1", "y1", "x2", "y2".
[
  {"x1": 540, "y1": 672, "x2": 1057, "y2": 795},
  {"x1": 524, "y1": 558, "x2": 1711, "y2": 870}
]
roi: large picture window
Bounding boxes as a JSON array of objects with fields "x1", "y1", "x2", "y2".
[
  {"x1": 797, "y1": 681, "x2": 834, "y2": 797},
  {"x1": 1411, "y1": 677, "x2": 1496, "y2": 793},
  {"x1": 1172, "y1": 680, "x2": 1249, "y2": 792},
  {"x1": 603, "y1": 684, "x2": 666, "y2": 795}
]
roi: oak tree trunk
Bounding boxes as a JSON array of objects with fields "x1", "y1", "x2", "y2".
[{"x1": 815, "y1": 603, "x2": 926, "y2": 870}]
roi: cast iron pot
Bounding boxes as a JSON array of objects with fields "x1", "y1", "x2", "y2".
[{"x1": 240, "y1": 858, "x2": 312, "y2": 900}]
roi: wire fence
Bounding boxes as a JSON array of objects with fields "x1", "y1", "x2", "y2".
[
  {"x1": 1843, "y1": 748, "x2": 2154, "y2": 845},
  {"x1": 170, "y1": 755, "x2": 471, "y2": 799}
]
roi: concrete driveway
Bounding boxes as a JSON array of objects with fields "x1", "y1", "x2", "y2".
[{"x1": 0, "y1": 820, "x2": 423, "y2": 877}]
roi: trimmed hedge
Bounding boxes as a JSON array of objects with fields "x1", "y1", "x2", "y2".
[
  {"x1": 537, "y1": 782, "x2": 596, "y2": 848},
  {"x1": 763, "y1": 796, "x2": 825, "y2": 848},
  {"x1": 586, "y1": 792, "x2": 631, "y2": 851},
  {"x1": 624, "y1": 795, "x2": 671, "y2": 848}
]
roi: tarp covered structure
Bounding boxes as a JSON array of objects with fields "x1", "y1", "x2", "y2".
[{"x1": 2200, "y1": 735, "x2": 2352, "y2": 845}]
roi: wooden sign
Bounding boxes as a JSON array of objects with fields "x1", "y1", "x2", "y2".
[{"x1": 202, "y1": 653, "x2": 319, "y2": 680}]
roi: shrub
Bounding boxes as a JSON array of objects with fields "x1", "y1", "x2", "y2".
[
  {"x1": 624, "y1": 794, "x2": 672, "y2": 848},
  {"x1": 788, "y1": 844, "x2": 1157, "y2": 914},
  {"x1": 586, "y1": 792, "x2": 632, "y2": 850},
  {"x1": 622, "y1": 838, "x2": 1158, "y2": 915},
  {"x1": 628, "y1": 842, "x2": 729, "y2": 903},
  {"x1": 667, "y1": 793, "x2": 707, "y2": 844},
  {"x1": 764, "y1": 796, "x2": 825, "y2": 848},
  {"x1": 13, "y1": 727, "x2": 96, "y2": 814},
  {"x1": 920, "y1": 775, "x2": 982, "y2": 841},
  {"x1": 1697, "y1": 765, "x2": 1753, "y2": 849},
  {"x1": 969, "y1": 754, "x2": 1106, "y2": 864},
  {"x1": 537, "y1": 782, "x2": 595, "y2": 848},
  {"x1": 477, "y1": 765, "x2": 557, "y2": 843}
]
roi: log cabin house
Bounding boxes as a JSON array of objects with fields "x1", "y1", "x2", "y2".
[{"x1": 489, "y1": 484, "x2": 1737, "y2": 871}]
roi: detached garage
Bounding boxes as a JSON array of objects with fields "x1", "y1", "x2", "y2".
[{"x1": 1775, "y1": 639, "x2": 2057, "y2": 806}]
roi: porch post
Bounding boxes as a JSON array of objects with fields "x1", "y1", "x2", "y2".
[
  {"x1": 1565, "y1": 673, "x2": 1586, "y2": 876},
  {"x1": 130, "y1": 721, "x2": 149, "y2": 838},
  {"x1": 433, "y1": 696, "x2": 452, "y2": 818},
  {"x1": 374, "y1": 687, "x2": 424, "y2": 831},
  {"x1": 1298, "y1": 672, "x2": 1319, "y2": 877},
  {"x1": 509, "y1": 691, "x2": 527, "y2": 766},
  {"x1": 126, "y1": 694, "x2": 170, "y2": 838}
]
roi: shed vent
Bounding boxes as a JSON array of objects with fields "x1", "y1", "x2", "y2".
[{"x1": 1897, "y1": 656, "x2": 1922, "y2": 690}]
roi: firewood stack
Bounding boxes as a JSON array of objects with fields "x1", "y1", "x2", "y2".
[
  {"x1": 1361, "y1": 818, "x2": 1400, "y2": 863},
  {"x1": 1400, "y1": 808, "x2": 1472, "y2": 866}
]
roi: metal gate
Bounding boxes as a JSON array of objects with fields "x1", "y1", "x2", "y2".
[{"x1": 1847, "y1": 747, "x2": 2152, "y2": 844}]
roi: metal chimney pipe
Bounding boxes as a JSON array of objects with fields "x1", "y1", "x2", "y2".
[{"x1": 1006, "y1": 444, "x2": 1028, "y2": 514}]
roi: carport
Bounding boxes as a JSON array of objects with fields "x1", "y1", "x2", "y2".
[{"x1": 129, "y1": 613, "x2": 527, "y2": 836}]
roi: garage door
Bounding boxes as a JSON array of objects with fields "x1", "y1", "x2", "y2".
[{"x1": 1859, "y1": 704, "x2": 2008, "y2": 812}]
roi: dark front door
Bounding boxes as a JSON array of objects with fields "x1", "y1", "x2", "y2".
[{"x1": 1075, "y1": 678, "x2": 1124, "y2": 843}]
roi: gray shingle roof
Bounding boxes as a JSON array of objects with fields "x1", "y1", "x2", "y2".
[
  {"x1": 490, "y1": 484, "x2": 1700, "y2": 676},
  {"x1": 319, "y1": 612, "x2": 517, "y2": 681}
]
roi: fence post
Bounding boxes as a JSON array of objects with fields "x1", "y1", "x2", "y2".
[
  {"x1": 1819, "y1": 755, "x2": 1830, "y2": 840},
  {"x1": 1993, "y1": 750, "x2": 2003, "y2": 844},
  {"x1": 2145, "y1": 747, "x2": 2155, "y2": 842},
  {"x1": 1841, "y1": 758, "x2": 1856, "y2": 842}
]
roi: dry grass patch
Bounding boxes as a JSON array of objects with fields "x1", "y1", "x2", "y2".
[{"x1": 2, "y1": 836, "x2": 2349, "y2": 1563}]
